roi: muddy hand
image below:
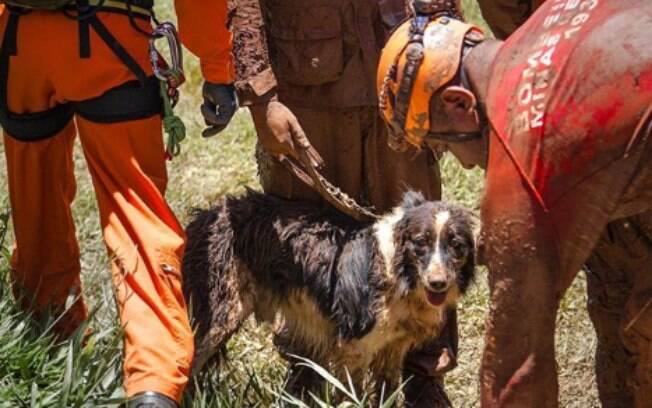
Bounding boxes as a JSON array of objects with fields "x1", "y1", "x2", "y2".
[
  {"x1": 201, "y1": 82, "x2": 238, "y2": 137},
  {"x1": 250, "y1": 100, "x2": 324, "y2": 169}
]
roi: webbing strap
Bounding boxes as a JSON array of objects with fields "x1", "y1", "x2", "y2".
[
  {"x1": 393, "y1": 15, "x2": 429, "y2": 132},
  {"x1": 87, "y1": 14, "x2": 148, "y2": 85},
  {"x1": 0, "y1": 12, "x2": 74, "y2": 141},
  {"x1": 77, "y1": 0, "x2": 91, "y2": 58},
  {"x1": 65, "y1": 0, "x2": 153, "y2": 18},
  {"x1": 3, "y1": 11, "x2": 18, "y2": 56},
  {"x1": 75, "y1": 76, "x2": 161, "y2": 123}
]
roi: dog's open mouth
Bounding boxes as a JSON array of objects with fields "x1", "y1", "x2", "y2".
[{"x1": 426, "y1": 290, "x2": 448, "y2": 306}]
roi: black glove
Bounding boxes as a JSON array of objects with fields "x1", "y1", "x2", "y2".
[{"x1": 201, "y1": 82, "x2": 237, "y2": 137}]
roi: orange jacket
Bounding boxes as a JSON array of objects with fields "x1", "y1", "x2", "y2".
[{"x1": 175, "y1": 0, "x2": 234, "y2": 84}]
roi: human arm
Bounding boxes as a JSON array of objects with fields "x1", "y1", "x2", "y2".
[
  {"x1": 231, "y1": 0, "x2": 322, "y2": 164},
  {"x1": 175, "y1": 0, "x2": 237, "y2": 136}
]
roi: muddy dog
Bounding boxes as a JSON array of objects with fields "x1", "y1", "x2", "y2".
[{"x1": 182, "y1": 189, "x2": 475, "y2": 398}]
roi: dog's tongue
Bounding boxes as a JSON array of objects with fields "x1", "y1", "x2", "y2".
[{"x1": 426, "y1": 290, "x2": 447, "y2": 306}]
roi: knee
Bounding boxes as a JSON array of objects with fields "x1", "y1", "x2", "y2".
[
  {"x1": 622, "y1": 291, "x2": 652, "y2": 390},
  {"x1": 622, "y1": 290, "x2": 652, "y2": 354}
]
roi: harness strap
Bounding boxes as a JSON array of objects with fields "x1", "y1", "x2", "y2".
[
  {"x1": 77, "y1": 0, "x2": 91, "y2": 57},
  {"x1": 392, "y1": 15, "x2": 429, "y2": 132},
  {"x1": 75, "y1": 76, "x2": 161, "y2": 123},
  {"x1": 87, "y1": 13, "x2": 148, "y2": 85},
  {"x1": 0, "y1": 7, "x2": 161, "y2": 142},
  {"x1": 3, "y1": 11, "x2": 18, "y2": 56},
  {"x1": 0, "y1": 12, "x2": 75, "y2": 141},
  {"x1": 64, "y1": 0, "x2": 153, "y2": 19}
]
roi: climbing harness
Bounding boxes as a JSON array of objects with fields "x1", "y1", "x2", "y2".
[{"x1": 0, "y1": 0, "x2": 187, "y2": 160}]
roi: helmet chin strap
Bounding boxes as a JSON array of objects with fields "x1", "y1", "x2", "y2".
[{"x1": 424, "y1": 131, "x2": 483, "y2": 142}]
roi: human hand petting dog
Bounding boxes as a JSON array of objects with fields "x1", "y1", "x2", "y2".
[{"x1": 249, "y1": 100, "x2": 324, "y2": 169}]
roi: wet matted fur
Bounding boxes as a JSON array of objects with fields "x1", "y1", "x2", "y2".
[{"x1": 183, "y1": 189, "x2": 475, "y2": 396}]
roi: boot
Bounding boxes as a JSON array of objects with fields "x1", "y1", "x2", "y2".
[
  {"x1": 403, "y1": 372, "x2": 452, "y2": 408},
  {"x1": 124, "y1": 392, "x2": 179, "y2": 408}
]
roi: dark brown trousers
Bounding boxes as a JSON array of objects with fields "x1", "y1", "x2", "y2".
[
  {"x1": 476, "y1": 1, "x2": 651, "y2": 404},
  {"x1": 256, "y1": 105, "x2": 441, "y2": 212},
  {"x1": 586, "y1": 213, "x2": 652, "y2": 407}
]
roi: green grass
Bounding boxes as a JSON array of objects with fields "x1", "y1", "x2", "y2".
[{"x1": 0, "y1": 2, "x2": 599, "y2": 407}]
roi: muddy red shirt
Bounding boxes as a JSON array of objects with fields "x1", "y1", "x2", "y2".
[{"x1": 486, "y1": 0, "x2": 652, "y2": 211}]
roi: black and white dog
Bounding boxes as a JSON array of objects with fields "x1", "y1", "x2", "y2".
[{"x1": 182, "y1": 189, "x2": 475, "y2": 396}]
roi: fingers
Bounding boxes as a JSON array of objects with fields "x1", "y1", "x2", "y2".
[
  {"x1": 202, "y1": 124, "x2": 227, "y2": 138},
  {"x1": 201, "y1": 82, "x2": 238, "y2": 137},
  {"x1": 201, "y1": 100, "x2": 235, "y2": 126},
  {"x1": 200, "y1": 104, "x2": 229, "y2": 137},
  {"x1": 288, "y1": 120, "x2": 324, "y2": 169}
]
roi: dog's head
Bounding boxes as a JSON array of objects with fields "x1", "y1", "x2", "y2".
[{"x1": 375, "y1": 191, "x2": 476, "y2": 308}]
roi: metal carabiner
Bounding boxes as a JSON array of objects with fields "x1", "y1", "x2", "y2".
[{"x1": 149, "y1": 22, "x2": 185, "y2": 89}]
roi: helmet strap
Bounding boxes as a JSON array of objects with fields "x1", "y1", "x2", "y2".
[{"x1": 391, "y1": 15, "x2": 429, "y2": 133}]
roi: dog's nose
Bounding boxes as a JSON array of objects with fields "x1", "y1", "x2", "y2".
[{"x1": 428, "y1": 279, "x2": 448, "y2": 293}]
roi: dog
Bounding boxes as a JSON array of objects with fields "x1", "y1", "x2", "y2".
[{"x1": 182, "y1": 189, "x2": 475, "y2": 398}]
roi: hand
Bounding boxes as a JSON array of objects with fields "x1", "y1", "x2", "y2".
[
  {"x1": 201, "y1": 82, "x2": 238, "y2": 137},
  {"x1": 249, "y1": 101, "x2": 323, "y2": 168}
]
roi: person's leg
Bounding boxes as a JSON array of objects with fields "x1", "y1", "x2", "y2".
[
  {"x1": 1, "y1": 10, "x2": 85, "y2": 337},
  {"x1": 77, "y1": 116, "x2": 192, "y2": 402},
  {"x1": 585, "y1": 219, "x2": 638, "y2": 407},
  {"x1": 4, "y1": 124, "x2": 86, "y2": 338},
  {"x1": 623, "y1": 275, "x2": 652, "y2": 408},
  {"x1": 621, "y1": 211, "x2": 652, "y2": 407},
  {"x1": 582, "y1": 208, "x2": 652, "y2": 408}
]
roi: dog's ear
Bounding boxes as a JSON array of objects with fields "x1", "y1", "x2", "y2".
[
  {"x1": 457, "y1": 231, "x2": 476, "y2": 294},
  {"x1": 401, "y1": 191, "x2": 426, "y2": 210},
  {"x1": 391, "y1": 218, "x2": 418, "y2": 296},
  {"x1": 332, "y1": 238, "x2": 378, "y2": 339}
]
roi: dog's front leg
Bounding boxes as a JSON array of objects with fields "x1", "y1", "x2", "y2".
[{"x1": 370, "y1": 351, "x2": 404, "y2": 407}]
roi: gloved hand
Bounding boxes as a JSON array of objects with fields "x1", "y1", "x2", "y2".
[
  {"x1": 201, "y1": 82, "x2": 238, "y2": 137},
  {"x1": 249, "y1": 100, "x2": 324, "y2": 168}
]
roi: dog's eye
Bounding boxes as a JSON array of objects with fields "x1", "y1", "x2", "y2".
[
  {"x1": 413, "y1": 232, "x2": 431, "y2": 246},
  {"x1": 450, "y1": 240, "x2": 468, "y2": 258}
]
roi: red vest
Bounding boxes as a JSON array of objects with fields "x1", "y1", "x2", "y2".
[{"x1": 487, "y1": 0, "x2": 652, "y2": 210}]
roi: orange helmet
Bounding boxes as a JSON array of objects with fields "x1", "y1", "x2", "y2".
[{"x1": 377, "y1": 10, "x2": 483, "y2": 150}]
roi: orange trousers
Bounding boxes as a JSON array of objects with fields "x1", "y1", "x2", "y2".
[{"x1": 1, "y1": 10, "x2": 192, "y2": 402}]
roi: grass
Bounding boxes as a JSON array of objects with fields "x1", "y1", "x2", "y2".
[{"x1": 0, "y1": 1, "x2": 599, "y2": 407}]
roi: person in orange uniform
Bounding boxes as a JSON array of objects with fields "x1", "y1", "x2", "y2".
[{"x1": 0, "y1": 1, "x2": 237, "y2": 406}]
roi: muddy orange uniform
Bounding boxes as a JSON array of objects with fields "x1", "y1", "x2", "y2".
[
  {"x1": 478, "y1": 1, "x2": 652, "y2": 406},
  {"x1": 0, "y1": 0, "x2": 233, "y2": 403},
  {"x1": 476, "y1": 1, "x2": 652, "y2": 406}
]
